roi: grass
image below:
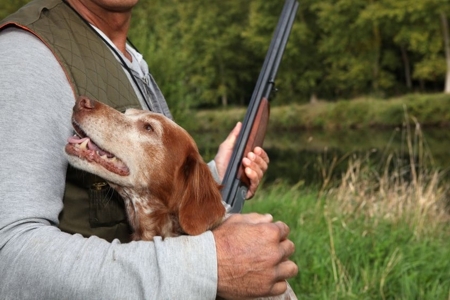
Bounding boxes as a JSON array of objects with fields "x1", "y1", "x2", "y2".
[
  {"x1": 244, "y1": 183, "x2": 450, "y2": 299},
  {"x1": 242, "y1": 116, "x2": 450, "y2": 299}
]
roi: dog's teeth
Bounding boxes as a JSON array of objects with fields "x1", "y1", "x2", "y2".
[{"x1": 80, "y1": 139, "x2": 89, "y2": 150}]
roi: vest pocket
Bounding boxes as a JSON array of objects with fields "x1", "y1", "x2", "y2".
[{"x1": 88, "y1": 182, "x2": 128, "y2": 227}]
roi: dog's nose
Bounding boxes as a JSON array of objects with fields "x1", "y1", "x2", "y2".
[{"x1": 76, "y1": 96, "x2": 96, "y2": 111}]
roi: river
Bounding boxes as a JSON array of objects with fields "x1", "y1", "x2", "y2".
[{"x1": 192, "y1": 127, "x2": 450, "y2": 186}]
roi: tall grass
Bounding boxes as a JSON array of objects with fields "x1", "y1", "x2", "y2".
[
  {"x1": 243, "y1": 114, "x2": 450, "y2": 299},
  {"x1": 324, "y1": 111, "x2": 449, "y2": 236}
]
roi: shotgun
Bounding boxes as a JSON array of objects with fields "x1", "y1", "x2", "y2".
[{"x1": 221, "y1": 0, "x2": 299, "y2": 213}]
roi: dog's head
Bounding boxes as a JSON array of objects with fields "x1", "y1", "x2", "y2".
[{"x1": 65, "y1": 96, "x2": 225, "y2": 236}]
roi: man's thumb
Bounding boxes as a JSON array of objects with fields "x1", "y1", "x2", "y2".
[{"x1": 224, "y1": 122, "x2": 242, "y2": 149}]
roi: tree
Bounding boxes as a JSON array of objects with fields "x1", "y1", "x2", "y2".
[
  {"x1": 131, "y1": 0, "x2": 256, "y2": 108},
  {"x1": 311, "y1": 0, "x2": 391, "y2": 98},
  {"x1": 0, "y1": 0, "x2": 31, "y2": 20},
  {"x1": 441, "y1": 12, "x2": 450, "y2": 93},
  {"x1": 242, "y1": 0, "x2": 328, "y2": 103},
  {"x1": 384, "y1": 0, "x2": 450, "y2": 92}
]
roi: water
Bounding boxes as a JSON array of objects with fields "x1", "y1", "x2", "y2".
[{"x1": 192, "y1": 127, "x2": 450, "y2": 186}]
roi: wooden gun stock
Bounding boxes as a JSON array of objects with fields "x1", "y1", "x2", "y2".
[
  {"x1": 236, "y1": 98, "x2": 270, "y2": 187},
  {"x1": 221, "y1": 0, "x2": 299, "y2": 213}
]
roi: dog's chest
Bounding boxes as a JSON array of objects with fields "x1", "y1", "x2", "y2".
[{"x1": 114, "y1": 186, "x2": 182, "y2": 241}]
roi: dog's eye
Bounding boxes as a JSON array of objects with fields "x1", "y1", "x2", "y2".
[{"x1": 144, "y1": 123, "x2": 153, "y2": 132}]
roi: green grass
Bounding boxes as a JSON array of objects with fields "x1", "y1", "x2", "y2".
[{"x1": 243, "y1": 184, "x2": 450, "y2": 299}]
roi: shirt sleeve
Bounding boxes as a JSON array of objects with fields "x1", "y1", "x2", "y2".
[{"x1": 0, "y1": 28, "x2": 217, "y2": 300}]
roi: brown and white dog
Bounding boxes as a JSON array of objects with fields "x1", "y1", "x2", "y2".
[
  {"x1": 65, "y1": 96, "x2": 226, "y2": 241},
  {"x1": 65, "y1": 96, "x2": 296, "y2": 300}
]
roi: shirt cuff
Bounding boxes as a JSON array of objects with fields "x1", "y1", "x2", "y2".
[
  {"x1": 152, "y1": 231, "x2": 218, "y2": 299},
  {"x1": 207, "y1": 160, "x2": 221, "y2": 184}
]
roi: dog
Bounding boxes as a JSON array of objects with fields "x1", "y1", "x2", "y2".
[
  {"x1": 65, "y1": 96, "x2": 296, "y2": 299},
  {"x1": 65, "y1": 96, "x2": 226, "y2": 240}
]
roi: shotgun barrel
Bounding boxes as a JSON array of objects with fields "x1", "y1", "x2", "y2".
[{"x1": 221, "y1": 0, "x2": 299, "y2": 213}]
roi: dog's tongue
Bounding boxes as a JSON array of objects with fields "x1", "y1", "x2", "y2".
[
  {"x1": 67, "y1": 136, "x2": 114, "y2": 158},
  {"x1": 66, "y1": 134, "x2": 129, "y2": 176}
]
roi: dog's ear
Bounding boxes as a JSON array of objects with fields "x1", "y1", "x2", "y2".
[{"x1": 176, "y1": 151, "x2": 225, "y2": 236}]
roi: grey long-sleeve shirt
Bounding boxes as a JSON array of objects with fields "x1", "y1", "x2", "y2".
[{"x1": 0, "y1": 28, "x2": 217, "y2": 299}]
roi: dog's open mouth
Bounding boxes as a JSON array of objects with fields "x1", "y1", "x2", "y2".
[{"x1": 65, "y1": 122, "x2": 130, "y2": 176}]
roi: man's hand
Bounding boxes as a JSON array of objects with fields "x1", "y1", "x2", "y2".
[
  {"x1": 213, "y1": 213, "x2": 298, "y2": 299},
  {"x1": 214, "y1": 122, "x2": 270, "y2": 199}
]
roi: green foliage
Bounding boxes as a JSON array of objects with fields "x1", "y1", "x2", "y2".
[
  {"x1": 3, "y1": 0, "x2": 450, "y2": 108},
  {"x1": 0, "y1": 0, "x2": 30, "y2": 20},
  {"x1": 128, "y1": 0, "x2": 450, "y2": 106},
  {"x1": 130, "y1": 0, "x2": 258, "y2": 111},
  {"x1": 186, "y1": 93, "x2": 450, "y2": 132}
]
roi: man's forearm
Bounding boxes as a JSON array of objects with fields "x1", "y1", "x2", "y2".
[{"x1": 0, "y1": 226, "x2": 217, "y2": 299}]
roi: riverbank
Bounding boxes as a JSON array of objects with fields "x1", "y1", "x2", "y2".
[
  {"x1": 180, "y1": 93, "x2": 450, "y2": 132},
  {"x1": 183, "y1": 93, "x2": 450, "y2": 185}
]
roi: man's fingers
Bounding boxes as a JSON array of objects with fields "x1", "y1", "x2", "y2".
[
  {"x1": 267, "y1": 257, "x2": 298, "y2": 296},
  {"x1": 242, "y1": 147, "x2": 270, "y2": 199},
  {"x1": 243, "y1": 157, "x2": 264, "y2": 180},
  {"x1": 244, "y1": 166, "x2": 261, "y2": 186},
  {"x1": 269, "y1": 280, "x2": 288, "y2": 296},
  {"x1": 267, "y1": 260, "x2": 299, "y2": 296},
  {"x1": 276, "y1": 260, "x2": 299, "y2": 281},
  {"x1": 254, "y1": 146, "x2": 270, "y2": 164},
  {"x1": 243, "y1": 149, "x2": 269, "y2": 172},
  {"x1": 274, "y1": 221, "x2": 290, "y2": 241}
]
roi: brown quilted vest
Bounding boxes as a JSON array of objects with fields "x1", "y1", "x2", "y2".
[{"x1": 1, "y1": 0, "x2": 144, "y2": 242}]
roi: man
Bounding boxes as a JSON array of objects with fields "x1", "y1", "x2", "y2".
[{"x1": 0, "y1": 0, "x2": 298, "y2": 299}]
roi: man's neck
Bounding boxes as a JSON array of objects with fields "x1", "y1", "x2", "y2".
[{"x1": 66, "y1": 0, "x2": 133, "y2": 60}]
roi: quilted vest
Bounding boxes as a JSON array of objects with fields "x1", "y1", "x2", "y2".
[{"x1": 1, "y1": 0, "x2": 147, "y2": 242}]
